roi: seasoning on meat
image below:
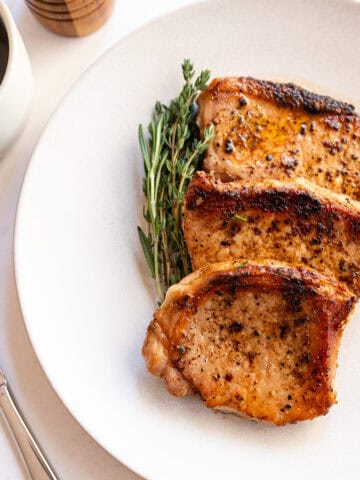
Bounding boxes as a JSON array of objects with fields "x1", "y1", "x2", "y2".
[
  {"x1": 142, "y1": 260, "x2": 355, "y2": 425},
  {"x1": 183, "y1": 172, "x2": 360, "y2": 296}
]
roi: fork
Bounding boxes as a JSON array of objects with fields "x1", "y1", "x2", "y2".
[{"x1": 0, "y1": 369, "x2": 58, "y2": 479}]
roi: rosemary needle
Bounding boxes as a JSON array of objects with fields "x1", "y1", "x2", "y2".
[
  {"x1": 233, "y1": 214, "x2": 247, "y2": 222},
  {"x1": 137, "y1": 59, "x2": 214, "y2": 303}
]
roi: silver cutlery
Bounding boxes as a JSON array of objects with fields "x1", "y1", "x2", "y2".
[{"x1": 0, "y1": 369, "x2": 58, "y2": 479}]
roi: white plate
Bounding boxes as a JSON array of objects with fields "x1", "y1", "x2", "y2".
[{"x1": 14, "y1": 1, "x2": 360, "y2": 479}]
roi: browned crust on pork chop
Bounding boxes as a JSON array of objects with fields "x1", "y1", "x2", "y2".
[
  {"x1": 197, "y1": 77, "x2": 360, "y2": 198},
  {"x1": 142, "y1": 260, "x2": 355, "y2": 425}
]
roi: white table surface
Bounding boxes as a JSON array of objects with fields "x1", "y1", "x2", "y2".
[{"x1": 0, "y1": 0, "x2": 197, "y2": 478}]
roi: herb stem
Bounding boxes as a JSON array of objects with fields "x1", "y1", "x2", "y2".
[{"x1": 138, "y1": 60, "x2": 214, "y2": 302}]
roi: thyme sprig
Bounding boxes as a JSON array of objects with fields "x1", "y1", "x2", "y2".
[{"x1": 138, "y1": 60, "x2": 214, "y2": 302}]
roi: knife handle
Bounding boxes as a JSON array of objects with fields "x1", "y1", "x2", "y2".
[{"x1": 0, "y1": 372, "x2": 58, "y2": 480}]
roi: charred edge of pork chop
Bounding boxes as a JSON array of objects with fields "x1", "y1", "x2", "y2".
[
  {"x1": 198, "y1": 77, "x2": 355, "y2": 116},
  {"x1": 185, "y1": 172, "x2": 360, "y2": 222},
  {"x1": 183, "y1": 172, "x2": 360, "y2": 294},
  {"x1": 142, "y1": 260, "x2": 355, "y2": 425}
]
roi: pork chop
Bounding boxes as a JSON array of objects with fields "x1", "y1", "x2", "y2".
[
  {"x1": 142, "y1": 260, "x2": 355, "y2": 425},
  {"x1": 183, "y1": 172, "x2": 360, "y2": 296},
  {"x1": 197, "y1": 77, "x2": 360, "y2": 199}
]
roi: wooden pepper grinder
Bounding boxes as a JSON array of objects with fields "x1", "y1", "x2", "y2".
[{"x1": 25, "y1": 0, "x2": 115, "y2": 37}]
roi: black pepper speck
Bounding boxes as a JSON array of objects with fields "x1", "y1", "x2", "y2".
[
  {"x1": 225, "y1": 139, "x2": 235, "y2": 153},
  {"x1": 239, "y1": 97, "x2": 248, "y2": 107}
]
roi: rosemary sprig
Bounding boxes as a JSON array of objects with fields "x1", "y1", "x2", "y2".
[{"x1": 138, "y1": 59, "x2": 215, "y2": 303}]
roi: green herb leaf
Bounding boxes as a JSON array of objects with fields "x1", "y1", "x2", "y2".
[
  {"x1": 137, "y1": 227, "x2": 155, "y2": 278},
  {"x1": 233, "y1": 214, "x2": 247, "y2": 222},
  {"x1": 235, "y1": 260, "x2": 249, "y2": 269}
]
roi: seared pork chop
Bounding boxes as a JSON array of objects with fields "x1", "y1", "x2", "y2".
[
  {"x1": 143, "y1": 260, "x2": 355, "y2": 425},
  {"x1": 183, "y1": 172, "x2": 360, "y2": 296},
  {"x1": 197, "y1": 77, "x2": 360, "y2": 199}
]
